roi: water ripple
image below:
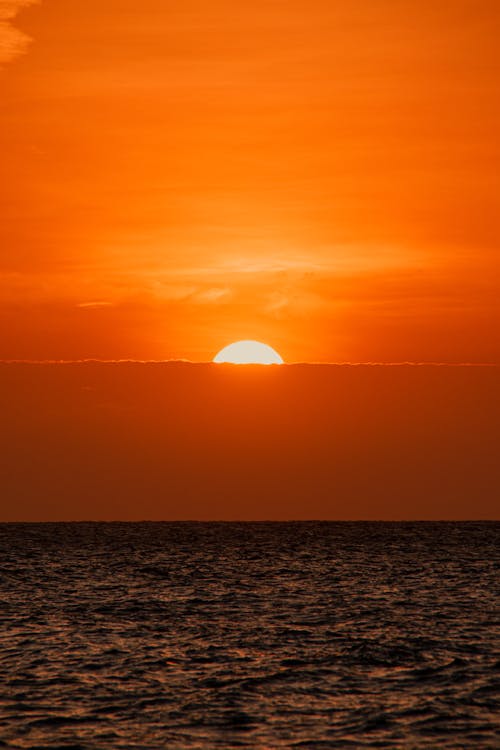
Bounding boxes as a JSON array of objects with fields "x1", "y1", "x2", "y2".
[{"x1": 0, "y1": 522, "x2": 498, "y2": 748}]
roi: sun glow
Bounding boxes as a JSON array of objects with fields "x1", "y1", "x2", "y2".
[{"x1": 213, "y1": 340, "x2": 284, "y2": 365}]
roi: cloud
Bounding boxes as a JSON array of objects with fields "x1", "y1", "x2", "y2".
[
  {"x1": 193, "y1": 287, "x2": 231, "y2": 303},
  {"x1": 0, "y1": 1, "x2": 38, "y2": 66},
  {"x1": 76, "y1": 301, "x2": 114, "y2": 309}
]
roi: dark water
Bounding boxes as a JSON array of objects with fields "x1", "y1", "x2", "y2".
[{"x1": 0, "y1": 523, "x2": 498, "y2": 748}]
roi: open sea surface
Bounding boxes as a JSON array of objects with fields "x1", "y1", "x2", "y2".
[{"x1": 0, "y1": 522, "x2": 498, "y2": 748}]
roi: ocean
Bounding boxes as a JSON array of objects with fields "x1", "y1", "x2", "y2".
[{"x1": 0, "y1": 522, "x2": 498, "y2": 748}]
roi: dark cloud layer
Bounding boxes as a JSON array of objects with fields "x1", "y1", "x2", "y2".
[{"x1": 1, "y1": 362, "x2": 498, "y2": 520}]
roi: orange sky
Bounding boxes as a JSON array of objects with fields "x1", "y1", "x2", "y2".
[{"x1": 1, "y1": 0, "x2": 499, "y2": 362}]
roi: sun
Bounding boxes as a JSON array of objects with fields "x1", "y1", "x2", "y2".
[{"x1": 213, "y1": 340, "x2": 284, "y2": 365}]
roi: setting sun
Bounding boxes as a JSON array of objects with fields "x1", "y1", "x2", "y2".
[
  {"x1": 213, "y1": 340, "x2": 284, "y2": 365},
  {"x1": 1, "y1": 2, "x2": 499, "y2": 748}
]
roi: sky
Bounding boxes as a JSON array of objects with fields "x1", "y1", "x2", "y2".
[{"x1": 1, "y1": 0, "x2": 499, "y2": 363}]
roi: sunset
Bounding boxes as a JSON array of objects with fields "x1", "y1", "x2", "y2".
[
  {"x1": 1, "y1": 0, "x2": 500, "y2": 363},
  {"x1": 1, "y1": 1, "x2": 499, "y2": 748}
]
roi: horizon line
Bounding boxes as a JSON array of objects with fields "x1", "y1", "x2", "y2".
[
  {"x1": 1, "y1": 519, "x2": 498, "y2": 523},
  {"x1": 0, "y1": 359, "x2": 498, "y2": 367}
]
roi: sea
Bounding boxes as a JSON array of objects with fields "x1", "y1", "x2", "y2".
[{"x1": 0, "y1": 522, "x2": 498, "y2": 748}]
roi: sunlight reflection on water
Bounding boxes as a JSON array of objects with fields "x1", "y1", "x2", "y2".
[{"x1": 0, "y1": 521, "x2": 498, "y2": 748}]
